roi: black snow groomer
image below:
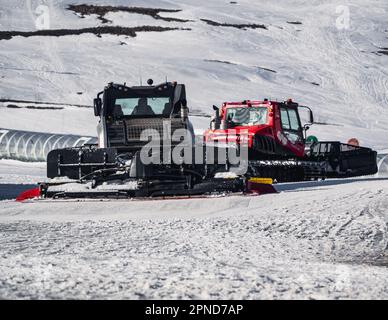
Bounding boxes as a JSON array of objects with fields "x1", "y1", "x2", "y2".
[{"x1": 37, "y1": 80, "x2": 275, "y2": 199}]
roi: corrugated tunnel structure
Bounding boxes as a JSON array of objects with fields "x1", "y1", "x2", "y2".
[
  {"x1": 0, "y1": 128, "x2": 97, "y2": 162},
  {"x1": 377, "y1": 153, "x2": 388, "y2": 175}
]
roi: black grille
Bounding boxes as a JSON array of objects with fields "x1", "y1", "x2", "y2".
[
  {"x1": 253, "y1": 135, "x2": 276, "y2": 154},
  {"x1": 107, "y1": 122, "x2": 125, "y2": 144},
  {"x1": 125, "y1": 118, "x2": 185, "y2": 142}
]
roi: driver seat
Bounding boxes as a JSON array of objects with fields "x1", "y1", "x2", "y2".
[{"x1": 132, "y1": 98, "x2": 155, "y2": 115}]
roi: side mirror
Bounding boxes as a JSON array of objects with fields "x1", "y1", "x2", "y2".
[
  {"x1": 94, "y1": 98, "x2": 102, "y2": 117},
  {"x1": 211, "y1": 105, "x2": 221, "y2": 130},
  {"x1": 180, "y1": 99, "x2": 188, "y2": 120},
  {"x1": 299, "y1": 105, "x2": 314, "y2": 125},
  {"x1": 309, "y1": 110, "x2": 314, "y2": 124}
]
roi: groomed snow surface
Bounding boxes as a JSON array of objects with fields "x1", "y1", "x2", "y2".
[{"x1": 1, "y1": 162, "x2": 388, "y2": 299}]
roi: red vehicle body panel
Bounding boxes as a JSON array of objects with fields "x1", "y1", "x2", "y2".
[{"x1": 203, "y1": 100, "x2": 305, "y2": 158}]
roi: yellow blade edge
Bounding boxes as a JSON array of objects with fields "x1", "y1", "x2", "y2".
[{"x1": 248, "y1": 177, "x2": 273, "y2": 185}]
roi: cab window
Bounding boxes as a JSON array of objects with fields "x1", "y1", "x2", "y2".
[
  {"x1": 288, "y1": 109, "x2": 300, "y2": 130},
  {"x1": 280, "y1": 108, "x2": 290, "y2": 129},
  {"x1": 113, "y1": 97, "x2": 170, "y2": 116},
  {"x1": 280, "y1": 108, "x2": 301, "y2": 131}
]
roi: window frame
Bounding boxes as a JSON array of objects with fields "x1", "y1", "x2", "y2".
[{"x1": 279, "y1": 106, "x2": 302, "y2": 133}]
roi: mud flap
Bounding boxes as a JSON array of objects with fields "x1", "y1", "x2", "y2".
[{"x1": 15, "y1": 187, "x2": 41, "y2": 202}]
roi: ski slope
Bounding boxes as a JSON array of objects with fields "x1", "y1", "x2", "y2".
[
  {"x1": 1, "y1": 0, "x2": 388, "y2": 299},
  {"x1": 1, "y1": 177, "x2": 388, "y2": 299}
]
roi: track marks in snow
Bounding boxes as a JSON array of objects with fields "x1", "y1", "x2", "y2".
[
  {"x1": 1, "y1": 179, "x2": 388, "y2": 298},
  {"x1": 0, "y1": 212, "x2": 387, "y2": 299}
]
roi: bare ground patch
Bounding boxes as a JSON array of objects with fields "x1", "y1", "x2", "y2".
[
  {"x1": 200, "y1": 19, "x2": 267, "y2": 30},
  {"x1": 0, "y1": 98, "x2": 91, "y2": 108},
  {"x1": 204, "y1": 59, "x2": 277, "y2": 73},
  {"x1": 286, "y1": 21, "x2": 302, "y2": 25},
  {"x1": 0, "y1": 26, "x2": 189, "y2": 41},
  {"x1": 67, "y1": 4, "x2": 192, "y2": 23},
  {"x1": 376, "y1": 50, "x2": 388, "y2": 56}
]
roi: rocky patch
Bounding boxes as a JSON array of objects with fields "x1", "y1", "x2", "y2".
[
  {"x1": 201, "y1": 19, "x2": 267, "y2": 30},
  {"x1": 0, "y1": 26, "x2": 188, "y2": 41},
  {"x1": 67, "y1": 4, "x2": 191, "y2": 23}
]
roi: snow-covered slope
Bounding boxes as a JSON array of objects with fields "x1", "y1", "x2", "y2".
[
  {"x1": 0, "y1": 159, "x2": 45, "y2": 184},
  {"x1": 1, "y1": 177, "x2": 388, "y2": 299},
  {"x1": 1, "y1": 0, "x2": 388, "y2": 300},
  {"x1": 0, "y1": 0, "x2": 388, "y2": 148}
]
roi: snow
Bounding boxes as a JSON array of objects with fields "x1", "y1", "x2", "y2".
[
  {"x1": 0, "y1": 103, "x2": 97, "y2": 136},
  {"x1": 0, "y1": 159, "x2": 46, "y2": 184},
  {"x1": 46, "y1": 180, "x2": 139, "y2": 192},
  {"x1": 1, "y1": 177, "x2": 388, "y2": 299},
  {"x1": 1, "y1": 0, "x2": 388, "y2": 299}
]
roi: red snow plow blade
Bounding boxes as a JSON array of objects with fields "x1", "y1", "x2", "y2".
[
  {"x1": 15, "y1": 187, "x2": 41, "y2": 202},
  {"x1": 246, "y1": 178, "x2": 278, "y2": 195}
]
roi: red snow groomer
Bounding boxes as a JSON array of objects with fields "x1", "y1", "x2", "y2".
[{"x1": 204, "y1": 99, "x2": 378, "y2": 181}]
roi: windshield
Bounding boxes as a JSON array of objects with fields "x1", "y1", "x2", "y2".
[
  {"x1": 225, "y1": 107, "x2": 268, "y2": 126},
  {"x1": 112, "y1": 97, "x2": 172, "y2": 117}
]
